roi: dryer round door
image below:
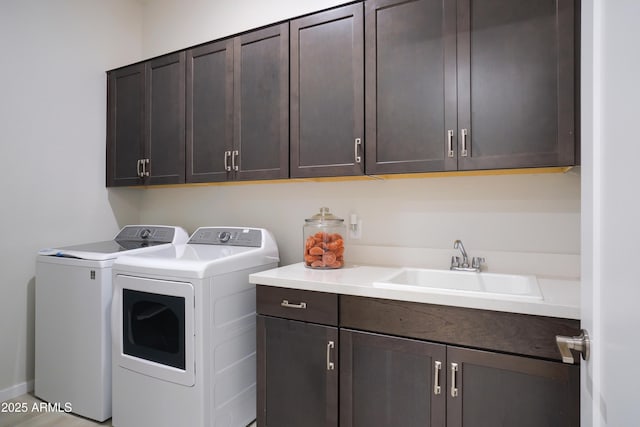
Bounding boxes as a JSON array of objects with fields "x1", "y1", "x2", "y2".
[{"x1": 112, "y1": 274, "x2": 195, "y2": 387}]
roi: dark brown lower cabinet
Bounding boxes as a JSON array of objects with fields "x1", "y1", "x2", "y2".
[
  {"x1": 340, "y1": 330, "x2": 578, "y2": 427},
  {"x1": 257, "y1": 315, "x2": 338, "y2": 427},
  {"x1": 340, "y1": 329, "x2": 446, "y2": 427},
  {"x1": 447, "y1": 346, "x2": 579, "y2": 427},
  {"x1": 257, "y1": 286, "x2": 579, "y2": 427}
]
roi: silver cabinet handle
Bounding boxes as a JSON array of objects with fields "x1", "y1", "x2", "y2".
[
  {"x1": 136, "y1": 159, "x2": 143, "y2": 177},
  {"x1": 232, "y1": 150, "x2": 239, "y2": 171},
  {"x1": 460, "y1": 129, "x2": 468, "y2": 157},
  {"x1": 556, "y1": 329, "x2": 590, "y2": 364},
  {"x1": 224, "y1": 151, "x2": 231, "y2": 172},
  {"x1": 447, "y1": 130, "x2": 455, "y2": 158},
  {"x1": 144, "y1": 158, "x2": 150, "y2": 177},
  {"x1": 280, "y1": 300, "x2": 307, "y2": 309},
  {"x1": 450, "y1": 362, "x2": 459, "y2": 397},
  {"x1": 433, "y1": 361, "x2": 442, "y2": 395},
  {"x1": 327, "y1": 341, "x2": 335, "y2": 371},
  {"x1": 354, "y1": 138, "x2": 362, "y2": 163}
]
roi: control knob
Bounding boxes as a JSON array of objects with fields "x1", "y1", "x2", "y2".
[{"x1": 219, "y1": 231, "x2": 232, "y2": 243}]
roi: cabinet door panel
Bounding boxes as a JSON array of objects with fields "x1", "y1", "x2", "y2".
[
  {"x1": 146, "y1": 52, "x2": 185, "y2": 184},
  {"x1": 290, "y1": 4, "x2": 364, "y2": 178},
  {"x1": 340, "y1": 329, "x2": 446, "y2": 427},
  {"x1": 447, "y1": 346, "x2": 579, "y2": 427},
  {"x1": 365, "y1": 0, "x2": 457, "y2": 174},
  {"x1": 235, "y1": 24, "x2": 289, "y2": 181},
  {"x1": 107, "y1": 64, "x2": 145, "y2": 186},
  {"x1": 186, "y1": 40, "x2": 233, "y2": 183},
  {"x1": 457, "y1": 0, "x2": 575, "y2": 169},
  {"x1": 257, "y1": 315, "x2": 338, "y2": 427}
]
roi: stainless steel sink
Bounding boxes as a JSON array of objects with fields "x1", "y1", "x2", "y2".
[{"x1": 373, "y1": 268, "x2": 543, "y2": 301}]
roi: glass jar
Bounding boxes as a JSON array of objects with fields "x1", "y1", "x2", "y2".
[{"x1": 303, "y1": 207, "x2": 346, "y2": 269}]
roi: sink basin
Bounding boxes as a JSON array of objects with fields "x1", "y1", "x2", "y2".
[{"x1": 373, "y1": 268, "x2": 543, "y2": 301}]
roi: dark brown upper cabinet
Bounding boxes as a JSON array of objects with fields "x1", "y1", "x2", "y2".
[
  {"x1": 107, "y1": 52, "x2": 186, "y2": 186},
  {"x1": 365, "y1": 0, "x2": 577, "y2": 175},
  {"x1": 185, "y1": 39, "x2": 234, "y2": 183},
  {"x1": 290, "y1": 3, "x2": 365, "y2": 178},
  {"x1": 186, "y1": 23, "x2": 289, "y2": 183},
  {"x1": 365, "y1": 0, "x2": 457, "y2": 174},
  {"x1": 107, "y1": 63, "x2": 145, "y2": 187},
  {"x1": 456, "y1": 0, "x2": 576, "y2": 170}
]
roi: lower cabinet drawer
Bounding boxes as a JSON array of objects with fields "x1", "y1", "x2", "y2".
[{"x1": 257, "y1": 285, "x2": 338, "y2": 326}]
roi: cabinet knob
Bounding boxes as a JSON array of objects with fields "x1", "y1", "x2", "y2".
[{"x1": 354, "y1": 138, "x2": 362, "y2": 164}]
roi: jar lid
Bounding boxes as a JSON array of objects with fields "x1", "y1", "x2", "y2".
[{"x1": 305, "y1": 207, "x2": 344, "y2": 224}]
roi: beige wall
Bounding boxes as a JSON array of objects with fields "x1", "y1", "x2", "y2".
[
  {"x1": 0, "y1": 0, "x2": 142, "y2": 398},
  {"x1": 139, "y1": 173, "x2": 581, "y2": 268}
]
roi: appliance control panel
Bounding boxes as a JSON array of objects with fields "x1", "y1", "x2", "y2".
[
  {"x1": 115, "y1": 226, "x2": 176, "y2": 244},
  {"x1": 188, "y1": 227, "x2": 263, "y2": 247}
]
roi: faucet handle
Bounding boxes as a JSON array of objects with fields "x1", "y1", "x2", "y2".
[
  {"x1": 471, "y1": 257, "x2": 485, "y2": 270},
  {"x1": 450, "y1": 256, "x2": 460, "y2": 269}
]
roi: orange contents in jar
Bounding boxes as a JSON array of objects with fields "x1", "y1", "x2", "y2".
[{"x1": 304, "y1": 232, "x2": 344, "y2": 269}]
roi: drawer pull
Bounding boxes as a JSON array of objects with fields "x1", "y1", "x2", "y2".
[
  {"x1": 451, "y1": 362, "x2": 459, "y2": 397},
  {"x1": 327, "y1": 340, "x2": 335, "y2": 371},
  {"x1": 433, "y1": 360, "x2": 442, "y2": 395},
  {"x1": 280, "y1": 299, "x2": 307, "y2": 310}
]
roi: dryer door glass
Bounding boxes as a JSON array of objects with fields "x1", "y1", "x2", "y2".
[{"x1": 123, "y1": 289, "x2": 185, "y2": 370}]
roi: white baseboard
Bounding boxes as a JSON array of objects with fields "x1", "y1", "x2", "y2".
[{"x1": 0, "y1": 380, "x2": 34, "y2": 402}]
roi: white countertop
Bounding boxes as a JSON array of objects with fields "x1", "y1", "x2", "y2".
[{"x1": 249, "y1": 262, "x2": 580, "y2": 320}]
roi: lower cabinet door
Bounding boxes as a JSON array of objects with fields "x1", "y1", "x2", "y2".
[
  {"x1": 446, "y1": 346, "x2": 580, "y2": 427},
  {"x1": 340, "y1": 329, "x2": 446, "y2": 427},
  {"x1": 257, "y1": 315, "x2": 338, "y2": 427}
]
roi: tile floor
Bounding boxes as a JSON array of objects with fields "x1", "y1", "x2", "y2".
[{"x1": 0, "y1": 393, "x2": 257, "y2": 427}]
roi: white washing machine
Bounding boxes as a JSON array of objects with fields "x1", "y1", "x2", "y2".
[
  {"x1": 35, "y1": 225, "x2": 188, "y2": 422},
  {"x1": 111, "y1": 227, "x2": 279, "y2": 427}
]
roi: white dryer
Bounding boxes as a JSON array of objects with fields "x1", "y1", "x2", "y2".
[
  {"x1": 111, "y1": 227, "x2": 279, "y2": 427},
  {"x1": 35, "y1": 225, "x2": 188, "y2": 422}
]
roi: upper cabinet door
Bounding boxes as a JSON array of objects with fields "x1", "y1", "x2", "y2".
[
  {"x1": 234, "y1": 23, "x2": 289, "y2": 181},
  {"x1": 107, "y1": 63, "x2": 145, "y2": 187},
  {"x1": 365, "y1": 0, "x2": 457, "y2": 175},
  {"x1": 290, "y1": 3, "x2": 365, "y2": 178},
  {"x1": 186, "y1": 39, "x2": 234, "y2": 183},
  {"x1": 456, "y1": 0, "x2": 576, "y2": 170},
  {"x1": 146, "y1": 52, "x2": 186, "y2": 185}
]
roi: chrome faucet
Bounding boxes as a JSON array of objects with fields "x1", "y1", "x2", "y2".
[{"x1": 450, "y1": 240, "x2": 485, "y2": 272}]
